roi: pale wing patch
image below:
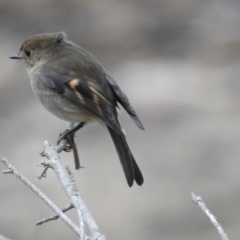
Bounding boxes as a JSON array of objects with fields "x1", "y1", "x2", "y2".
[
  {"x1": 69, "y1": 78, "x2": 80, "y2": 89},
  {"x1": 89, "y1": 86, "x2": 110, "y2": 105},
  {"x1": 75, "y1": 90, "x2": 84, "y2": 103}
]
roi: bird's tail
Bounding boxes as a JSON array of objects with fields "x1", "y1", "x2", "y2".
[{"x1": 107, "y1": 126, "x2": 144, "y2": 187}]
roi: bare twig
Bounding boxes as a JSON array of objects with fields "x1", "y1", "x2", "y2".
[
  {"x1": 37, "y1": 165, "x2": 50, "y2": 180},
  {"x1": 36, "y1": 203, "x2": 74, "y2": 225},
  {"x1": 191, "y1": 192, "x2": 229, "y2": 240},
  {"x1": 2, "y1": 123, "x2": 105, "y2": 240},
  {"x1": 65, "y1": 165, "x2": 85, "y2": 239},
  {"x1": 1, "y1": 157, "x2": 81, "y2": 236},
  {"x1": 42, "y1": 141, "x2": 105, "y2": 240}
]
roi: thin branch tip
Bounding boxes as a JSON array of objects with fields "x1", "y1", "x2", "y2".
[
  {"x1": 191, "y1": 192, "x2": 229, "y2": 240},
  {"x1": 43, "y1": 140, "x2": 50, "y2": 148},
  {"x1": 36, "y1": 203, "x2": 74, "y2": 225},
  {"x1": 2, "y1": 169, "x2": 13, "y2": 174}
]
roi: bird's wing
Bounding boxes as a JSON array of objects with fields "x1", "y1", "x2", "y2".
[
  {"x1": 105, "y1": 73, "x2": 144, "y2": 130},
  {"x1": 40, "y1": 66, "x2": 124, "y2": 137}
]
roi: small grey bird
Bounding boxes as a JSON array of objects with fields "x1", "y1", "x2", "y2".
[{"x1": 10, "y1": 32, "x2": 144, "y2": 187}]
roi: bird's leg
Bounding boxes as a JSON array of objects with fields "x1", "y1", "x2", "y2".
[
  {"x1": 57, "y1": 122, "x2": 86, "y2": 169},
  {"x1": 58, "y1": 122, "x2": 86, "y2": 143}
]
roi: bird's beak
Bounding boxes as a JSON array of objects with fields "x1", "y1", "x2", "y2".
[{"x1": 10, "y1": 54, "x2": 22, "y2": 60}]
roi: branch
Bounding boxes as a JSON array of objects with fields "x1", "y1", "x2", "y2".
[
  {"x1": 42, "y1": 140, "x2": 105, "y2": 240},
  {"x1": 191, "y1": 192, "x2": 229, "y2": 240},
  {"x1": 36, "y1": 203, "x2": 74, "y2": 225},
  {"x1": 1, "y1": 157, "x2": 81, "y2": 236},
  {"x1": 2, "y1": 122, "x2": 105, "y2": 240}
]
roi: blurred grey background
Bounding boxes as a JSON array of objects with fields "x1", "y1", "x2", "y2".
[{"x1": 1, "y1": 0, "x2": 240, "y2": 239}]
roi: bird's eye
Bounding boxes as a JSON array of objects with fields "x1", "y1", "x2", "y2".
[{"x1": 24, "y1": 50, "x2": 31, "y2": 57}]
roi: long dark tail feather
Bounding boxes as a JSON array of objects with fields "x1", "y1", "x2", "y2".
[{"x1": 107, "y1": 126, "x2": 144, "y2": 187}]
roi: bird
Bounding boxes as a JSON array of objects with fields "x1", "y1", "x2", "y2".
[{"x1": 10, "y1": 32, "x2": 144, "y2": 187}]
